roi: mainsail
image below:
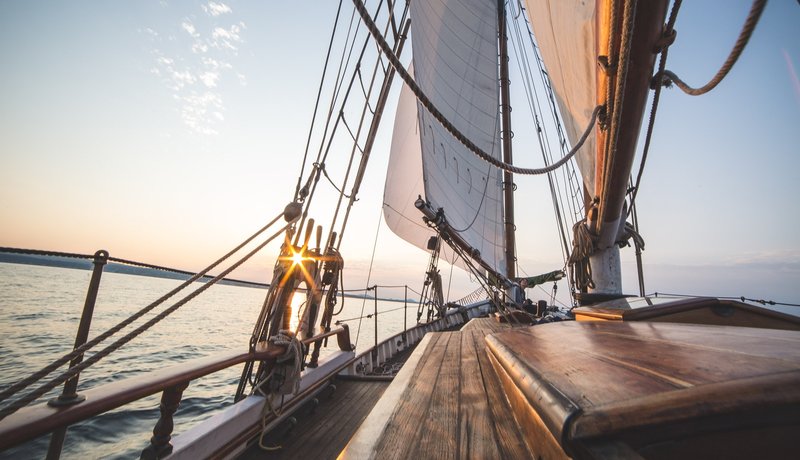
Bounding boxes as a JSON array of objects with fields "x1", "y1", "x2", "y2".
[{"x1": 383, "y1": 0, "x2": 507, "y2": 276}]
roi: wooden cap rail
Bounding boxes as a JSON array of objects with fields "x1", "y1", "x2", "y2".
[{"x1": 0, "y1": 326, "x2": 351, "y2": 453}]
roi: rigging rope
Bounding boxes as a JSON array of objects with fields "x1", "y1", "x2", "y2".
[
  {"x1": 354, "y1": 205, "x2": 384, "y2": 348},
  {"x1": 627, "y1": 0, "x2": 682, "y2": 217},
  {"x1": 649, "y1": 292, "x2": 800, "y2": 308},
  {"x1": 293, "y1": 3, "x2": 363, "y2": 245},
  {"x1": 451, "y1": 287, "x2": 489, "y2": 306},
  {"x1": 567, "y1": 220, "x2": 596, "y2": 291},
  {"x1": 598, "y1": 0, "x2": 638, "y2": 230},
  {"x1": 350, "y1": 0, "x2": 601, "y2": 176},
  {"x1": 655, "y1": 0, "x2": 767, "y2": 96},
  {"x1": 0, "y1": 216, "x2": 297, "y2": 420},
  {"x1": 295, "y1": 0, "x2": 346, "y2": 202},
  {"x1": 335, "y1": 303, "x2": 409, "y2": 323},
  {"x1": 0, "y1": 212, "x2": 287, "y2": 405},
  {"x1": 507, "y1": 0, "x2": 582, "y2": 282},
  {"x1": 335, "y1": 8, "x2": 411, "y2": 251}
]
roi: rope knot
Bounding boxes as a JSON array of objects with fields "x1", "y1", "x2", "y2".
[
  {"x1": 652, "y1": 27, "x2": 677, "y2": 54},
  {"x1": 597, "y1": 55, "x2": 615, "y2": 75},
  {"x1": 267, "y1": 330, "x2": 303, "y2": 395}
]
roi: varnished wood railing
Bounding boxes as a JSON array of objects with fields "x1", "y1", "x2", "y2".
[{"x1": 0, "y1": 326, "x2": 352, "y2": 456}]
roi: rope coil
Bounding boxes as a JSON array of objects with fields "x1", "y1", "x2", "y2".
[{"x1": 567, "y1": 220, "x2": 596, "y2": 291}]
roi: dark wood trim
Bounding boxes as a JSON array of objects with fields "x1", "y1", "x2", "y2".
[
  {"x1": 573, "y1": 297, "x2": 800, "y2": 330},
  {"x1": 0, "y1": 325, "x2": 353, "y2": 452},
  {"x1": 0, "y1": 348, "x2": 284, "y2": 451},
  {"x1": 141, "y1": 382, "x2": 189, "y2": 459}
]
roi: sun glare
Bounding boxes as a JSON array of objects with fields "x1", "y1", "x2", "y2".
[{"x1": 289, "y1": 290, "x2": 306, "y2": 333}]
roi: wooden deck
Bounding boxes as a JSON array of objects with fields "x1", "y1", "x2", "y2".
[
  {"x1": 341, "y1": 317, "x2": 529, "y2": 459},
  {"x1": 240, "y1": 378, "x2": 390, "y2": 460},
  {"x1": 460, "y1": 315, "x2": 511, "y2": 333}
]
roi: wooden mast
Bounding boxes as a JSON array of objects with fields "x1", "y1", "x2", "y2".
[
  {"x1": 498, "y1": 0, "x2": 516, "y2": 280},
  {"x1": 588, "y1": 0, "x2": 669, "y2": 295}
]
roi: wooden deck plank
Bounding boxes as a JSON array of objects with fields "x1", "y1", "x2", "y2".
[
  {"x1": 412, "y1": 332, "x2": 461, "y2": 459},
  {"x1": 241, "y1": 379, "x2": 389, "y2": 459},
  {"x1": 457, "y1": 330, "x2": 501, "y2": 459},
  {"x1": 372, "y1": 332, "x2": 450, "y2": 459},
  {"x1": 343, "y1": 326, "x2": 534, "y2": 459},
  {"x1": 462, "y1": 316, "x2": 510, "y2": 333},
  {"x1": 296, "y1": 380, "x2": 384, "y2": 457},
  {"x1": 473, "y1": 330, "x2": 532, "y2": 459}
]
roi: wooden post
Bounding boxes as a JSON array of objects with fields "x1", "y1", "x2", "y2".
[
  {"x1": 373, "y1": 286, "x2": 378, "y2": 350},
  {"x1": 141, "y1": 382, "x2": 189, "y2": 460},
  {"x1": 46, "y1": 249, "x2": 108, "y2": 460},
  {"x1": 403, "y1": 285, "x2": 408, "y2": 342}
]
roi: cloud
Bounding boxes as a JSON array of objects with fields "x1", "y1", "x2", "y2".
[
  {"x1": 191, "y1": 42, "x2": 209, "y2": 54},
  {"x1": 202, "y1": 2, "x2": 232, "y2": 17},
  {"x1": 211, "y1": 23, "x2": 244, "y2": 52},
  {"x1": 201, "y1": 57, "x2": 231, "y2": 71},
  {"x1": 181, "y1": 20, "x2": 199, "y2": 38},
  {"x1": 199, "y1": 71, "x2": 219, "y2": 88},
  {"x1": 144, "y1": 3, "x2": 246, "y2": 135},
  {"x1": 181, "y1": 92, "x2": 224, "y2": 135}
]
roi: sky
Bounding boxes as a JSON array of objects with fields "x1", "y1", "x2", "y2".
[{"x1": 0, "y1": 1, "x2": 798, "y2": 307}]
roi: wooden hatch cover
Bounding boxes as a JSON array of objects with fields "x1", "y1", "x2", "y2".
[
  {"x1": 572, "y1": 296, "x2": 800, "y2": 331},
  {"x1": 485, "y1": 321, "x2": 800, "y2": 459}
]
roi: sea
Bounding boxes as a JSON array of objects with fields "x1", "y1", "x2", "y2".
[{"x1": 0, "y1": 262, "x2": 415, "y2": 459}]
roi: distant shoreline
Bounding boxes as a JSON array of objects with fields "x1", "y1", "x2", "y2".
[
  {"x1": 0, "y1": 251, "x2": 269, "y2": 289},
  {"x1": 0, "y1": 251, "x2": 416, "y2": 303}
]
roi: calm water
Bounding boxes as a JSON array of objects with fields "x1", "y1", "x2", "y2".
[{"x1": 0, "y1": 263, "x2": 414, "y2": 459}]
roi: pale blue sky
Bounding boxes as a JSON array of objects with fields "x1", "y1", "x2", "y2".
[{"x1": 0, "y1": 1, "x2": 798, "y2": 305}]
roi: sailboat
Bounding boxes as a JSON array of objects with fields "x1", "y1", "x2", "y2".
[{"x1": 1, "y1": 0, "x2": 798, "y2": 458}]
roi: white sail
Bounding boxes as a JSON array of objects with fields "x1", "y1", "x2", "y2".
[
  {"x1": 524, "y1": 0, "x2": 597, "y2": 195},
  {"x1": 384, "y1": 0, "x2": 506, "y2": 276},
  {"x1": 383, "y1": 81, "x2": 461, "y2": 268}
]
